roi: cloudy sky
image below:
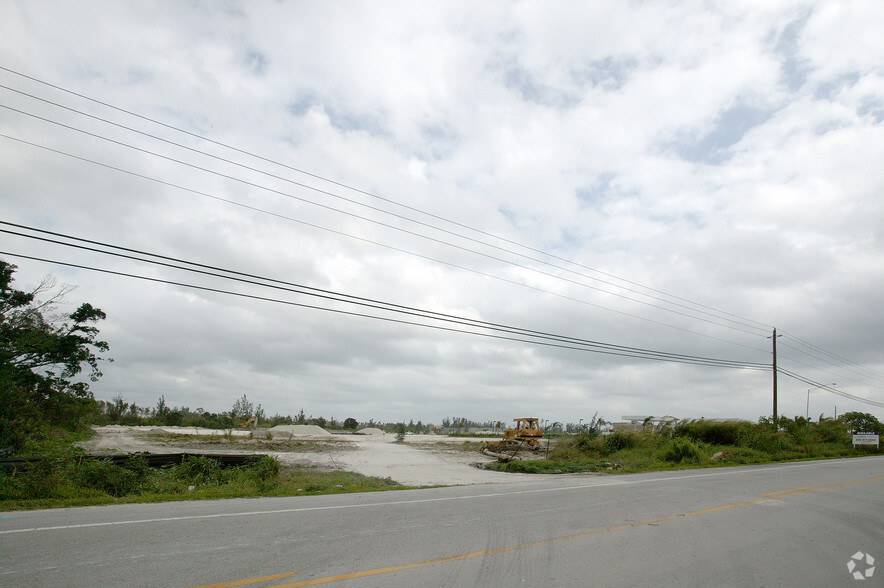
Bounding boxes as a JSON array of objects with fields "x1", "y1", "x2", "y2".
[{"x1": 2, "y1": 1, "x2": 882, "y2": 426}]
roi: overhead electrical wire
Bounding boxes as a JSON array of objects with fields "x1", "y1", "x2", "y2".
[
  {"x1": 777, "y1": 356, "x2": 871, "y2": 391},
  {"x1": 778, "y1": 329, "x2": 884, "y2": 383},
  {"x1": 0, "y1": 247, "x2": 770, "y2": 371},
  {"x1": 1, "y1": 225, "x2": 768, "y2": 369},
  {"x1": 0, "y1": 102, "x2": 770, "y2": 338},
  {"x1": 0, "y1": 65, "x2": 773, "y2": 333},
  {"x1": 0, "y1": 76, "x2": 772, "y2": 335},
  {"x1": 0, "y1": 133, "x2": 771, "y2": 356},
  {"x1": 10, "y1": 235, "x2": 879, "y2": 407},
  {"x1": 1, "y1": 68, "x2": 874, "y2": 384},
  {"x1": 779, "y1": 368, "x2": 884, "y2": 409},
  {"x1": 779, "y1": 341, "x2": 884, "y2": 386}
]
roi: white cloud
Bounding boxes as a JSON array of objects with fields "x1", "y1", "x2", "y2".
[{"x1": 1, "y1": 1, "x2": 882, "y2": 424}]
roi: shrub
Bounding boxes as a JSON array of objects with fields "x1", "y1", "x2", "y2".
[
  {"x1": 248, "y1": 456, "x2": 281, "y2": 491},
  {"x1": 812, "y1": 420, "x2": 848, "y2": 444},
  {"x1": 73, "y1": 459, "x2": 140, "y2": 497},
  {"x1": 673, "y1": 419, "x2": 744, "y2": 446},
  {"x1": 661, "y1": 438, "x2": 704, "y2": 463},
  {"x1": 574, "y1": 433, "x2": 598, "y2": 453},
  {"x1": 173, "y1": 455, "x2": 224, "y2": 486},
  {"x1": 550, "y1": 433, "x2": 604, "y2": 460},
  {"x1": 1, "y1": 458, "x2": 62, "y2": 500},
  {"x1": 739, "y1": 427, "x2": 791, "y2": 453},
  {"x1": 779, "y1": 417, "x2": 811, "y2": 446},
  {"x1": 604, "y1": 430, "x2": 637, "y2": 452}
]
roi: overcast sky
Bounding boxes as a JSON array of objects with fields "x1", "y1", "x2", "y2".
[{"x1": 2, "y1": 1, "x2": 882, "y2": 426}]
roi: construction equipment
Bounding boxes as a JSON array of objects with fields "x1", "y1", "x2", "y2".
[
  {"x1": 483, "y1": 418, "x2": 543, "y2": 459},
  {"x1": 238, "y1": 417, "x2": 257, "y2": 429}
]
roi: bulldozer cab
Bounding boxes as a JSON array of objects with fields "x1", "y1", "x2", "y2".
[
  {"x1": 501, "y1": 418, "x2": 543, "y2": 445},
  {"x1": 484, "y1": 417, "x2": 544, "y2": 458},
  {"x1": 514, "y1": 418, "x2": 540, "y2": 433}
]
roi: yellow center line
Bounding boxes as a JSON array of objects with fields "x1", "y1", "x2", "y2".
[
  {"x1": 193, "y1": 475, "x2": 884, "y2": 588},
  {"x1": 191, "y1": 572, "x2": 297, "y2": 588},
  {"x1": 758, "y1": 486, "x2": 812, "y2": 497},
  {"x1": 765, "y1": 476, "x2": 884, "y2": 499}
]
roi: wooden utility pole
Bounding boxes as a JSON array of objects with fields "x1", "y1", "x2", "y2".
[{"x1": 771, "y1": 327, "x2": 779, "y2": 428}]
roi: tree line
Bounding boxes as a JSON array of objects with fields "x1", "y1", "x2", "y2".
[
  {"x1": 3, "y1": 258, "x2": 879, "y2": 454},
  {"x1": 93, "y1": 392, "x2": 439, "y2": 434}
]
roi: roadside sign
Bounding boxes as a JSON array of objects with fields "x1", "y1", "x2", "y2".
[{"x1": 852, "y1": 432, "x2": 880, "y2": 448}]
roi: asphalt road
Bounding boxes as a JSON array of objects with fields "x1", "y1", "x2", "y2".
[{"x1": 2, "y1": 456, "x2": 882, "y2": 587}]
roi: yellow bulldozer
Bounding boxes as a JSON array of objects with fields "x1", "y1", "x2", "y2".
[
  {"x1": 483, "y1": 418, "x2": 543, "y2": 458},
  {"x1": 238, "y1": 417, "x2": 257, "y2": 430}
]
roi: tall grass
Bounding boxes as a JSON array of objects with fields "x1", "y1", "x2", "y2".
[
  {"x1": 489, "y1": 418, "x2": 880, "y2": 474},
  {"x1": 673, "y1": 419, "x2": 744, "y2": 446},
  {"x1": 0, "y1": 452, "x2": 405, "y2": 510}
]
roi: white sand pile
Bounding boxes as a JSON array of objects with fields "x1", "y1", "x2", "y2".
[
  {"x1": 355, "y1": 427, "x2": 385, "y2": 435},
  {"x1": 268, "y1": 424, "x2": 331, "y2": 437}
]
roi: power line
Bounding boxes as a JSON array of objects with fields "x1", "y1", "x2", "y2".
[
  {"x1": 2, "y1": 68, "x2": 878, "y2": 410},
  {"x1": 779, "y1": 330, "x2": 884, "y2": 383},
  {"x1": 777, "y1": 355, "x2": 871, "y2": 389},
  {"x1": 0, "y1": 249, "x2": 771, "y2": 370},
  {"x1": 779, "y1": 342, "x2": 884, "y2": 388},
  {"x1": 0, "y1": 101, "x2": 770, "y2": 337},
  {"x1": 779, "y1": 368, "x2": 884, "y2": 409},
  {"x1": 0, "y1": 65, "x2": 774, "y2": 332},
  {"x1": 5, "y1": 70, "x2": 870, "y2": 376},
  {"x1": 0, "y1": 73, "x2": 772, "y2": 334},
  {"x1": 0, "y1": 132, "x2": 771, "y2": 356},
  {"x1": 0, "y1": 228, "x2": 769, "y2": 369}
]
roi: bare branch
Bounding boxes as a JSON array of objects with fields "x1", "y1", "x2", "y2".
[{"x1": 29, "y1": 274, "x2": 78, "y2": 319}]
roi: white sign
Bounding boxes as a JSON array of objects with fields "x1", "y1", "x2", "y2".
[{"x1": 852, "y1": 432, "x2": 880, "y2": 447}]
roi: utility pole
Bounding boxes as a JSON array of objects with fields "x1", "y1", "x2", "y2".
[{"x1": 769, "y1": 328, "x2": 780, "y2": 429}]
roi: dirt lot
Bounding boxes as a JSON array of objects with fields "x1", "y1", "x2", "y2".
[{"x1": 79, "y1": 426, "x2": 552, "y2": 486}]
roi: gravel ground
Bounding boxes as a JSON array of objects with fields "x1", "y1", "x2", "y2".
[{"x1": 78, "y1": 426, "x2": 553, "y2": 486}]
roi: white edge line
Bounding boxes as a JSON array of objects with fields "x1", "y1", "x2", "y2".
[{"x1": 2, "y1": 456, "x2": 882, "y2": 535}]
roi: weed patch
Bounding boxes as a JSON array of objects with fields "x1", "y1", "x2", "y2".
[
  {"x1": 661, "y1": 438, "x2": 705, "y2": 463},
  {"x1": 1, "y1": 453, "x2": 408, "y2": 510},
  {"x1": 604, "y1": 430, "x2": 637, "y2": 452},
  {"x1": 486, "y1": 417, "x2": 880, "y2": 475}
]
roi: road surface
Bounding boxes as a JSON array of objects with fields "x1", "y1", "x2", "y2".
[{"x1": 2, "y1": 456, "x2": 882, "y2": 587}]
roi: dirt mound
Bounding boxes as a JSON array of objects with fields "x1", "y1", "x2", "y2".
[
  {"x1": 355, "y1": 427, "x2": 385, "y2": 435},
  {"x1": 268, "y1": 425, "x2": 331, "y2": 437}
]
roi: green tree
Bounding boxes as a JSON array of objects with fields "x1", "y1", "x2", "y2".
[
  {"x1": 107, "y1": 394, "x2": 129, "y2": 422},
  {"x1": 840, "y1": 412, "x2": 883, "y2": 434},
  {"x1": 155, "y1": 395, "x2": 170, "y2": 420},
  {"x1": 343, "y1": 417, "x2": 358, "y2": 430},
  {"x1": 0, "y1": 260, "x2": 110, "y2": 448},
  {"x1": 230, "y1": 394, "x2": 254, "y2": 421}
]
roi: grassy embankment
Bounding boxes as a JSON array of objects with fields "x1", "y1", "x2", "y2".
[
  {"x1": 4, "y1": 418, "x2": 881, "y2": 510},
  {"x1": 487, "y1": 418, "x2": 881, "y2": 473},
  {"x1": 0, "y1": 430, "x2": 406, "y2": 511}
]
